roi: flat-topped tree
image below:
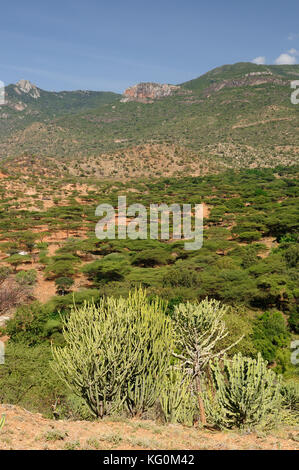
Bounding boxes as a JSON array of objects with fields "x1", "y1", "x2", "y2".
[
  {"x1": 55, "y1": 276, "x2": 74, "y2": 296},
  {"x1": 5, "y1": 254, "x2": 31, "y2": 273}
]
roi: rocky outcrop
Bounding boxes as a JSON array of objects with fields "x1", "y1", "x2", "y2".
[
  {"x1": 13, "y1": 102, "x2": 27, "y2": 111},
  {"x1": 121, "y1": 82, "x2": 180, "y2": 102},
  {"x1": 203, "y1": 75, "x2": 287, "y2": 97},
  {"x1": 15, "y1": 79, "x2": 40, "y2": 99}
]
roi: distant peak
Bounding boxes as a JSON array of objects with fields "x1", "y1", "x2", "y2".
[
  {"x1": 15, "y1": 79, "x2": 40, "y2": 98},
  {"x1": 16, "y1": 79, "x2": 36, "y2": 91}
]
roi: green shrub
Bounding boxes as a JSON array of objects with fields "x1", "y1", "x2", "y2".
[
  {"x1": 55, "y1": 276, "x2": 74, "y2": 295},
  {"x1": 252, "y1": 311, "x2": 290, "y2": 370},
  {"x1": 132, "y1": 248, "x2": 172, "y2": 267},
  {"x1": 288, "y1": 305, "x2": 299, "y2": 333},
  {"x1": 5, "y1": 302, "x2": 48, "y2": 345},
  {"x1": 0, "y1": 266, "x2": 12, "y2": 283},
  {"x1": 163, "y1": 262, "x2": 199, "y2": 287},
  {"x1": 238, "y1": 231, "x2": 262, "y2": 242},
  {"x1": 0, "y1": 343, "x2": 66, "y2": 417},
  {"x1": 44, "y1": 258, "x2": 78, "y2": 280},
  {"x1": 5, "y1": 254, "x2": 31, "y2": 272},
  {"x1": 282, "y1": 244, "x2": 299, "y2": 268},
  {"x1": 82, "y1": 258, "x2": 130, "y2": 284},
  {"x1": 15, "y1": 269, "x2": 37, "y2": 286},
  {"x1": 280, "y1": 381, "x2": 299, "y2": 414},
  {"x1": 205, "y1": 353, "x2": 282, "y2": 430}
]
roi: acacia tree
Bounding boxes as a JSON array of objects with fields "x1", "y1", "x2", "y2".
[
  {"x1": 172, "y1": 298, "x2": 242, "y2": 425},
  {"x1": 19, "y1": 231, "x2": 37, "y2": 253},
  {"x1": 5, "y1": 254, "x2": 31, "y2": 273},
  {"x1": 54, "y1": 276, "x2": 74, "y2": 295}
]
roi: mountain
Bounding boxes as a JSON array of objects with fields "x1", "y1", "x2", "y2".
[
  {"x1": 181, "y1": 62, "x2": 299, "y2": 92},
  {"x1": 0, "y1": 80, "x2": 120, "y2": 143},
  {"x1": 0, "y1": 62, "x2": 298, "y2": 179},
  {"x1": 3, "y1": 79, "x2": 120, "y2": 115}
]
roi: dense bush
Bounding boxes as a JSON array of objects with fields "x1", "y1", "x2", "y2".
[
  {"x1": 0, "y1": 266, "x2": 12, "y2": 283},
  {"x1": 0, "y1": 342, "x2": 92, "y2": 419},
  {"x1": 82, "y1": 256, "x2": 130, "y2": 283},
  {"x1": 54, "y1": 276, "x2": 74, "y2": 295},
  {"x1": 280, "y1": 381, "x2": 299, "y2": 416},
  {"x1": 15, "y1": 269, "x2": 37, "y2": 286},
  {"x1": 205, "y1": 353, "x2": 282, "y2": 429},
  {"x1": 252, "y1": 311, "x2": 290, "y2": 371},
  {"x1": 238, "y1": 231, "x2": 262, "y2": 242},
  {"x1": 44, "y1": 254, "x2": 79, "y2": 280},
  {"x1": 131, "y1": 248, "x2": 172, "y2": 267},
  {"x1": 5, "y1": 302, "x2": 52, "y2": 345},
  {"x1": 162, "y1": 262, "x2": 199, "y2": 287}
]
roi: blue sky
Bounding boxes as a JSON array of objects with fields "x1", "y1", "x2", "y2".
[{"x1": 1, "y1": 0, "x2": 299, "y2": 92}]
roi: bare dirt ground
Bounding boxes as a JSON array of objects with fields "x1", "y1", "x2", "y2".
[
  {"x1": 202, "y1": 203, "x2": 210, "y2": 219},
  {"x1": 0, "y1": 404, "x2": 298, "y2": 450},
  {"x1": 258, "y1": 236, "x2": 278, "y2": 258},
  {"x1": 33, "y1": 271, "x2": 57, "y2": 303}
]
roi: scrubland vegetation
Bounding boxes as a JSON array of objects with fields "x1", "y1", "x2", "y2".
[
  {"x1": 0, "y1": 63, "x2": 298, "y2": 445},
  {"x1": 0, "y1": 164, "x2": 297, "y2": 434},
  {"x1": 1, "y1": 63, "x2": 299, "y2": 179}
]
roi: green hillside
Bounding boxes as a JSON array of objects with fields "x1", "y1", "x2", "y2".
[
  {"x1": 0, "y1": 81, "x2": 120, "y2": 140},
  {"x1": 0, "y1": 63, "x2": 298, "y2": 177},
  {"x1": 181, "y1": 62, "x2": 299, "y2": 91}
]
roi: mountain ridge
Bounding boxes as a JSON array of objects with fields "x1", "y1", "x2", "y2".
[
  {"x1": 7, "y1": 61, "x2": 299, "y2": 94},
  {"x1": 0, "y1": 62, "x2": 298, "y2": 179}
]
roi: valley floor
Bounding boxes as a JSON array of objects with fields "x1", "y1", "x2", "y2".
[{"x1": 0, "y1": 404, "x2": 297, "y2": 451}]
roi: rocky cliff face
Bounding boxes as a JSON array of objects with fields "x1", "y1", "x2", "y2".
[
  {"x1": 0, "y1": 80, "x2": 41, "y2": 113},
  {"x1": 15, "y1": 80, "x2": 41, "y2": 99},
  {"x1": 122, "y1": 82, "x2": 180, "y2": 102}
]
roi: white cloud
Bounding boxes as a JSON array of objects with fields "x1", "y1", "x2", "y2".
[
  {"x1": 274, "y1": 53, "x2": 297, "y2": 65},
  {"x1": 288, "y1": 48, "x2": 299, "y2": 56},
  {"x1": 252, "y1": 56, "x2": 266, "y2": 65}
]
